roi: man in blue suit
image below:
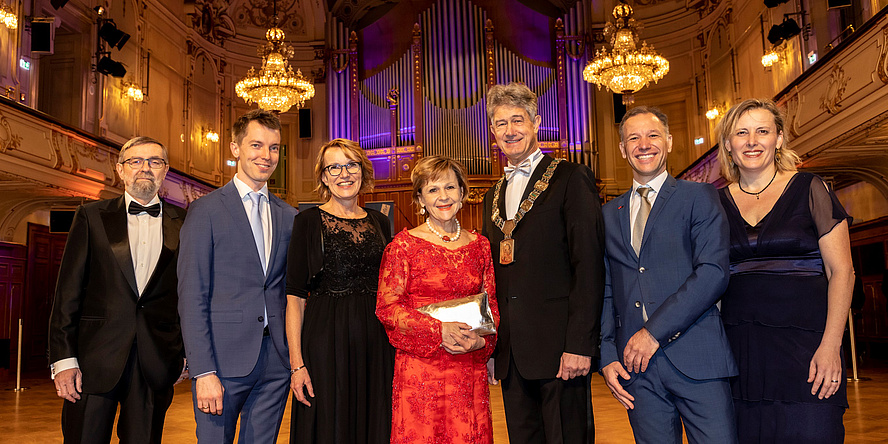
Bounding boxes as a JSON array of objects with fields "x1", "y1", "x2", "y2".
[
  {"x1": 599, "y1": 106, "x2": 738, "y2": 443},
  {"x1": 178, "y1": 109, "x2": 298, "y2": 443}
]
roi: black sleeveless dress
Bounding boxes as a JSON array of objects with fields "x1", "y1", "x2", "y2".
[
  {"x1": 718, "y1": 172, "x2": 851, "y2": 443},
  {"x1": 289, "y1": 208, "x2": 395, "y2": 443}
]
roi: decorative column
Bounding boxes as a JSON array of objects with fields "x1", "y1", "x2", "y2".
[
  {"x1": 484, "y1": 19, "x2": 502, "y2": 175},
  {"x1": 554, "y1": 19, "x2": 569, "y2": 160},
  {"x1": 411, "y1": 24, "x2": 423, "y2": 154},
  {"x1": 348, "y1": 31, "x2": 359, "y2": 141}
]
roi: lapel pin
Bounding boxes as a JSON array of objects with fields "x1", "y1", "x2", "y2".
[{"x1": 618, "y1": 205, "x2": 624, "y2": 210}]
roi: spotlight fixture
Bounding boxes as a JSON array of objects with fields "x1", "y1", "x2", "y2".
[
  {"x1": 99, "y1": 21, "x2": 130, "y2": 50},
  {"x1": 767, "y1": 18, "x2": 802, "y2": 45},
  {"x1": 97, "y1": 56, "x2": 126, "y2": 77}
]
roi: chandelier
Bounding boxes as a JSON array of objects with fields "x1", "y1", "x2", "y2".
[
  {"x1": 583, "y1": 3, "x2": 669, "y2": 105},
  {"x1": 235, "y1": 0, "x2": 314, "y2": 113}
]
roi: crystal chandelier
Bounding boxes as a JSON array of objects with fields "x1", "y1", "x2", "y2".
[
  {"x1": 583, "y1": 3, "x2": 669, "y2": 105},
  {"x1": 235, "y1": 0, "x2": 314, "y2": 113}
]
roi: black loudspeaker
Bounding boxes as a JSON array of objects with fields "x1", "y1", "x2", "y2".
[
  {"x1": 31, "y1": 21, "x2": 54, "y2": 54},
  {"x1": 299, "y1": 108, "x2": 312, "y2": 139},
  {"x1": 49, "y1": 209, "x2": 76, "y2": 233},
  {"x1": 613, "y1": 94, "x2": 627, "y2": 124},
  {"x1": 764, "y1": 0, "x2": 790, "y2": 7},
  {"x1": 828, "y1": 0, "x2": 852, "y2": 8}
]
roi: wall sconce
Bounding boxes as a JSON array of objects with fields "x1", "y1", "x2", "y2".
[
  {"x1": 761, "y1": 50, "x2": 780, "y2": 67},
  {"x1": 205, "y1": 129, "x2": 219, "y2": 143},
  {"x1": 122, "y1": 82, "x2": 143, "y2": 101},
  {"x1": 706, "y1": 104, "x2": 726, "y2": 121},
  {"x1": 0, "y1": 3, "x2": 17, "y2": 29}
]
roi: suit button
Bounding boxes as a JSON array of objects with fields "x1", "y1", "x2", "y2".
[
  {"x1": 635, "y1": 301, "x2": 641, "y2": 308},
  {"x1": 258, "y1": 316, "x2": 264, "y2": 322},
  {"x1": 639, "y1": 267, "x2": 646, "y2": 273}
]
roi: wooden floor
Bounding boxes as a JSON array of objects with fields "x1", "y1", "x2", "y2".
[{"x1": 3, "y1": 364, "x2": 887, "y2": 443}]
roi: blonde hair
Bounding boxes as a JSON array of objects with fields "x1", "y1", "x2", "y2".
[
  {"x1": 410, "y1": 156, "x2": 469, "y2": 214},
  {"x1": 313, "y1": 138, "x2": 374, "y2": 202},
  {"x1": 716, "y1": 98, "x2": 800, "y2": 183}
]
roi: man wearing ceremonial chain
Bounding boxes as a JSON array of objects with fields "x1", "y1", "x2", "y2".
[{"x1": 482, "y1": 82, "x2": 606, "y2": 443}]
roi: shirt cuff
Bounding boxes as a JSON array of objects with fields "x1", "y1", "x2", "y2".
[
  {"x1": 192, "y1": 371, "x2": 217, "y2": 379},
  {"x1": 51, "y1": 358, "x2": 79, "y2": 379}
]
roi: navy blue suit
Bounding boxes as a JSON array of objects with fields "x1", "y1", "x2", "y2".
[
  {"x1": 178, "y1": 180, "x2": 298, "y2": 443},
  {"x1": 600, "y1": 175, "x2": 738, "y2": 443}
]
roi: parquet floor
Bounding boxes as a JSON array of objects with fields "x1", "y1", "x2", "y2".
[{"x1": 2, "y1": 365, "x2": 886, "y2": 443}]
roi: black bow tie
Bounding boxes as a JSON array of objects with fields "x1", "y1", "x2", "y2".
[{"x1": 128, "y1": 201, "x2": 161, "y2": 217}]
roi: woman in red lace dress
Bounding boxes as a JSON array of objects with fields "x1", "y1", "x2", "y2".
[{"x1": 377, "y1": 156, "x2": 499, "y2": 444}]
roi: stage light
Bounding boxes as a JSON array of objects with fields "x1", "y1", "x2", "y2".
[
  {"x1": 97, "y1": 56, "x2": 126, "y2": 77},
  {"x1": 767, "y1": 19, "x2": 801, "y2": 45},
  {"x1": 99, "y1": 21, "x2": 130, "y2": 50}
]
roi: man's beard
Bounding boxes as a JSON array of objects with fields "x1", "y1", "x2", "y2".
[{"x1": 129, "y1": 177, "x2": 159, "y2": 201}]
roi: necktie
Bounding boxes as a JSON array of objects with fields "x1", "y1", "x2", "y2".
[
  {"x1": 632, "y1": 187, "x2": 651, "y2": 256},
  {"x1": 504, "y1": 159, "x2": 532, "y2": 181},
  {"x1": 248, "y1": 192, "x2": 267, "y2": 274},
  {"x1": 128, "y1": 201, "x2": 161, "y2": 217}
]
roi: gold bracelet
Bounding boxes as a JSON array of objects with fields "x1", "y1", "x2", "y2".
[{"x1": 290, "y1": 365, "x2": 305, "y2": 375}]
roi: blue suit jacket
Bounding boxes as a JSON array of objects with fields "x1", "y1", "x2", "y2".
[
  {"x1": 178, "y1": 180, "x2": 298, "y2": 378},
  {"x1": 599, "y1": 175, "x2": 736, "y2": 381}
]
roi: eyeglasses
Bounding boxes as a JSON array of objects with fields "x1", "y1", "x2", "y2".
[
  {"x1": 120, "y1": 157, "x2": 167, "y2": 169},
  {"x1": 323, "y1": 161, "x2": 361, "y2": 176}
]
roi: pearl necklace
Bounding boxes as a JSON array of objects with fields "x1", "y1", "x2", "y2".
[
  {"x1": 738, "y1": 169, "x2": 778, "y2": 200},
  {"x1": 426, "y1": 218, "x2": 461, "y2": 242}
]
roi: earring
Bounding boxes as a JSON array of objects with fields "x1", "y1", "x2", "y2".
[
  {"x1": 420, "y1": 206, "x2": 425, "y2": 215},
  {"x1": 775, "y1": 148, "x2": 781, "y2": 163}
]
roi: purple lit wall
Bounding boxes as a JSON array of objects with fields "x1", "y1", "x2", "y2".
[{"x1": 327, "y1": 0, "x2": 595, "y2": 178}]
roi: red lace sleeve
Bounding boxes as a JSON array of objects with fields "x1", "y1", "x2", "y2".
[
  {"x1": 376, "y1": 236, "x2": 443, "y2": 358},
  {"x1": 479, "y1": 238, "x2": 499, "y2": 362}
]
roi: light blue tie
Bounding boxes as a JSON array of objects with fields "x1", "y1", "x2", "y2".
[{"x1": 249, "y1": 191, "x2": 267, "y2": 274}]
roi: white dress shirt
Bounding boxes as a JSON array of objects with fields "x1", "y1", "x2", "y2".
[
  {"x1": 232, "y1": 175, "x2": 272, "y2": 274},
  {"x1": 505, "y1": 148, "x2": 544, "y2": 219},
  {"x1": 630, "y1": 170, "x2": 668, "y2": 322}
]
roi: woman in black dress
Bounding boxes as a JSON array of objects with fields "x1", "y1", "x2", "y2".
[
  {"x1": 286, "y1": 138, "x2": 395, "y2": 443},
  {"x1": 715, "y1": 99, "x2": 854, "y2": 443}
]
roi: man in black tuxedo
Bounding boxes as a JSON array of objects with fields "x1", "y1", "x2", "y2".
[
  {"x1": 482, "y1": 82, "x2": 605, "y2": 443},
  {"x1": 48, "y1": 136, "x2": 187, "y2": 444}
]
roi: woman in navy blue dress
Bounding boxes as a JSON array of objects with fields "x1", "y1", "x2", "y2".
[{"x1": 715, "y1": 99, "x2": 854, "y2": 443}]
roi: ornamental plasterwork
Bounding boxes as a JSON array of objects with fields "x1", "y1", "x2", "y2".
[
  {"x1": 878, "y1": 24, "x2": 888, "y2": 84},
  {"x1": 784, "y1": 92, "x2": 801, "y2": 138},
  {"x1": 233, "y1": 0, "x2": 304, "y2": 36},
  {"x1": 0, "y1": 110, "x2": 23, "y2": 154},
  {"x1": 683, "y1": 159, "x2": 714, "y2": 184},
  {"x1": 465, "y1": 187, "x2": 488, "y2": 205},
  {"x1": 187, "y1": 0, "x2": 237, "y2": 44},
  {"x1": 819, "y1": 63, "x2": 848, "y2": 115}
]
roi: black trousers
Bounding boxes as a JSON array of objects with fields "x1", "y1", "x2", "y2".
[
  {"x1": 501, "y1": 354, "x2": 595, "y2": 444},
  {"x1": 61, "y1": 345, "x2": 175, "y2": 444}
]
